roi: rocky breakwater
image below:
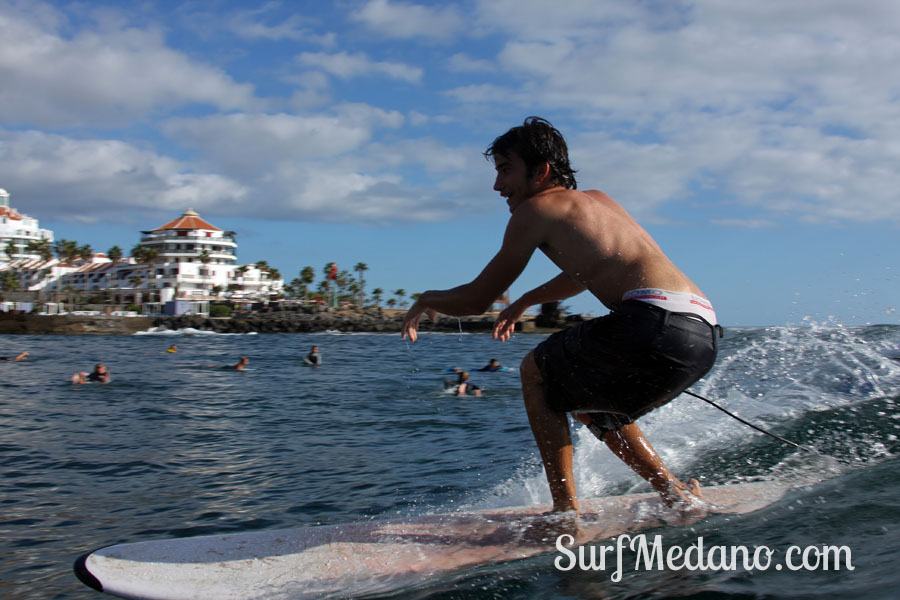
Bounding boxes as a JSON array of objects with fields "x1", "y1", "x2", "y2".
[
  {"x1": 0, "y1": 313, "x2": 155, "y2": 335},
  {"x1": 153, "y1": 306, "x2": 541, "y2": 335}
]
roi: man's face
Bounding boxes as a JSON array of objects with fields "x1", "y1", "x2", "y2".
[{"x1": 492, "y1": 153, "x2": 535, "y2": 212}]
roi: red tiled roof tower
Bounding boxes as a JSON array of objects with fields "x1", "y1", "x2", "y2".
[{"x1": 152, "y1": 209, "x2": 221, "y2": 232}]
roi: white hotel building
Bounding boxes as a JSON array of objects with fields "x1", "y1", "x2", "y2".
[
  {"x1": 0, "y1": 189, "x2": 282, "y2": 308},
  {"x1": 0, "y1": 188, "x2": 54, "y2": 266},
  {"x1": 137, "y1": 209, "x2": 241, "y2": 303}
]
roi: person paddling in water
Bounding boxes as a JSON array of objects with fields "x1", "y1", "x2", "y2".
[
  {"x1": 402, "y1": 117, "x2": 719, "y2": 522},
  {"x1": 207, "y1": 356, "x2": 249, "y2": 371},
  {"x1": 476, "y1": 358, "x2": 503, "y2": 372},
  {"x1": 454, "y1": 371, "x2": 482, "y2": 397},
  {"x1": 72, "y1": 363, "x2": 110, "y2": 384},
  {"x1": 304, "y1": 346, "x2": 320, "y2": 366}
]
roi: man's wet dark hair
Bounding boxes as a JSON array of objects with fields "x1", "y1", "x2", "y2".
[{"x1": 483, "y1": 116, "x2": 577, "y2": 189}]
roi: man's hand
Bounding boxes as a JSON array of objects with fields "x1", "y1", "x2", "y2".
[
  {"x1": 401, "y1": 298, "x2": 437, "y2": 342},
  {"x1": 493, "y1": 300, "x2": 528, "y2": 342}
]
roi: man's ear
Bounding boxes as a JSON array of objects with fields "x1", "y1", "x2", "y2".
[{"x1": 533, "y1": 162, "x2": 552, "y2": 185}]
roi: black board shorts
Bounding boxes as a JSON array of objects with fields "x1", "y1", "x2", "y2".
[{"x1": 533, "y1": 300, "x2": 719, "y2": 436}]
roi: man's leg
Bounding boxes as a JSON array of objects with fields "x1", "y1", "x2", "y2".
[
  {"x1": 521, "y1": 350, "x2": 578, "y2": 513},
  {"x1": 599, "y1": 421, "x2": 702, "y2": 507}
]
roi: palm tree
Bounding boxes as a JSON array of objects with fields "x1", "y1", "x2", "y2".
[
  {"x1": 198, "y1": 249, "x2": 212, "y2": 264},
  {"x1": 101, "y1": 246, "x2": 123, "y2": 306},
  {"x1": 354, "y1": 262, "x2": 368, "y2": 307},
  {"x1": 1, "y1": 269, "x2": 20, "y2": 292},
  {"x1": 285, "y1": 278, "x2": 302, "y2": 299},
  {"x1": 316, "y1": 279, "x2": 330, "y2": 302},
  {"x1": 54, "y1": 239, "x2": 81, "y2": 264},
  {"x1": 50, "y1": 239, "x2": 80, "y2": 303},
  {"x1": 27, "y1": 239, "x2": 53, "y2": 262},
  {"x1": 77, "y1": 244, "x2": 93, "y2": 261},
  {"x1": 371, "y1": 287, "x2": 384, "y2": 308},
  {"x1": 300, "y1": 266, "x2": 315, "y2": 300},
  {"x1": 335, "y1": 269, "x2": 352, "y2": 304},
  {"x1": 393, "y1": 289, "x2": 407, "y2": 308},
  {"x1": 130, "y1": 244, "x2": 159, "y2": 303},
  {"x1": 4, "y1": 240, "x2": 17, "y2": 261}
]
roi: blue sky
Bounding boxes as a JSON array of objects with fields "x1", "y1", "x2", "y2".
[{"x1": 1, "y1": 0, "x2": 897, "y2": 326}]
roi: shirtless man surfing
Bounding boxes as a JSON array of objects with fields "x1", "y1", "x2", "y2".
[{"x1": 401, "y1": 117, "x2": 719, "y2": 518}]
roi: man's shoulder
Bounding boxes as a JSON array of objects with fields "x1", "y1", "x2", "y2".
[{"x1": 523, "y1": 187, "x2": 607, "y2": 216}]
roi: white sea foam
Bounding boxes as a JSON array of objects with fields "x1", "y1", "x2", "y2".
[
  {"x1": 133, "y1": 327, "x2": 257, "y2": 336},
  {"x1": 460, "y1": 324, "x2": 900, "y2": 513}
]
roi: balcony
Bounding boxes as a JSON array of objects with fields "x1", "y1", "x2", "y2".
[{"x1": 140, "y1": 232, "x2": 236, "y2": 245}]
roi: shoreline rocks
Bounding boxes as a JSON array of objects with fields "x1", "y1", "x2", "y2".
[
  {"x1": 153, "y1": 307, "x2": 543, "y2": 335},
  {"x1": 0, "y1": 313, "x2": 155, "y2": 335},
  {"x1": 0, "y1": 307, "x2": 581, "y2": 335}
]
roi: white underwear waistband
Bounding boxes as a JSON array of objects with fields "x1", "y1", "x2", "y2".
[{"x1": 622, "y1": 288, "x2": 717, "y2": 326}]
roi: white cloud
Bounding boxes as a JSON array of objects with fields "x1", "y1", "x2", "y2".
[
  {"x1": 226, "y1": 5, "x2": 318, "y2": 42},
  {"x1": 457, "y1": 0, "x2": 900, "y2": 225},
  {"x1": 3, "y1": 0, "x2": 898, "y2": 231},
  {"x1": 296, "y1": 51, "x2": 422, "y2": 83},
  {"x1": 163, "y1": 113, "x2": 375, "y2": 173},
  {"x1": 0, "y1": 130, "x2": 247, "y2": 223},
  {"x1": 0, "y1": 1, "x2": 259, "y2": 128},
  {"x1": 0, "y1": 126, "x2": 466, "y2": 226},
  {"x1": 446, "y1": 53, "x2": 495, "y2": 73},
  {"x1": 351, "y1": 0, "x2": 465, "y2": 41}
]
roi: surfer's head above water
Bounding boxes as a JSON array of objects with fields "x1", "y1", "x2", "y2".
[{"x1": 483, "y1": 116, "x2": 578, "y2": 190}]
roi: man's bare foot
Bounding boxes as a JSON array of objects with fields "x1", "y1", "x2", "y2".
[
  {"x1": 684, "y1": 478, "x2": 703, "y2": 499},
  {"x1": 661, "y1": 478, "x2": 708, "y2": 522}
]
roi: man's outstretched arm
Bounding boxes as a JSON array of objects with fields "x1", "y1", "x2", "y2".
[
  {"x1": 401, "y1": 202, "x2": 547, "y2": 342},
  {"x1": 493, "y1": 273, "x2": 586, "y2": 341}
]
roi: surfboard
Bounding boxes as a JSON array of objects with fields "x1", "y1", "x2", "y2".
[{"x1": 74, "y1": 481, "x2": 787, "y2": 600}]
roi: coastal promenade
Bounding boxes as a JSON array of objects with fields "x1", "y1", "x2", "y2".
[{"x1": 0, "y1": 307, "x2": 569, "y2": 335}]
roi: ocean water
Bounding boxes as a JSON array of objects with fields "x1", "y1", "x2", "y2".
[{"x1": 0, "y1": 323, "x2": 898, "y2": 599}]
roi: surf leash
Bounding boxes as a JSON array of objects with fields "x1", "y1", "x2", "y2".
[{"x1": 683, "y1": 390, "x2": 814, "y2": 453}]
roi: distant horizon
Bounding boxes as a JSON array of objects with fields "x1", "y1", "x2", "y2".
[{"x1": 0, "y1": 1, "x2": 896, "y2": 328}]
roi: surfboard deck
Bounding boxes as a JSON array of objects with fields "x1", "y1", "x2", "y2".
[{"x1": 74, "y1": 481, "x2": 787, "y2": 600}]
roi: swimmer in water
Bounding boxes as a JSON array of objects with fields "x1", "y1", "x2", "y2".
[
  {"x1": 72, "y1": 363, "x2": 110, "y2": 384},
  {"x1": 206, "y1": 356, "x2": 249, "y2": 371},
  {"x1": 304, "y1": 346, "x2": 320, "y2": 366},
  {"x1": 476, "y1": 358, "x2": 503, "y2": 372},
  {"x1": 455, "y1": 371, "x2": 482, "y2": 397}
]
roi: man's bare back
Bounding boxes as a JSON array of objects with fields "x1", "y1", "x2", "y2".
[{"x1": 523, "y1": 186, "x2": 705, "y2": 311}]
